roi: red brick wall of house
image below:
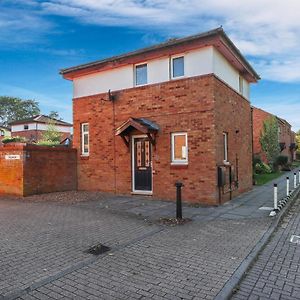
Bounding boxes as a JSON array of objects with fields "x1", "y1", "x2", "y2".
[
  {"x1": 11, "y1": 130, "x2": 70, "y2": 142},
  {"x1": 73, "y1": 74, "x2": 253, "y2": 205},
  {"x1": 214, "y1": 79, "x2": 253, "y2": 202},
  {"x1": 252, "y1": 107, "x2": 294, "y2": 163},
  {"x1": 278, "y1": 122, "x2": 293, "y2": 161},
  {"x1": 0, "y1": 144, "x2": 77, "y2": 196},
  {"x1": 252, "y1": 107, "x2": 273, "y2": 162}
]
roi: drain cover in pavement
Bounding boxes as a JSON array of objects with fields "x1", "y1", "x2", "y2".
[
  {"x1": 290, "y1": 235, "x2": 300, "y2": 244},
  {"x1": 85, "y1": 243, "x2": 110, "y2": 255}
]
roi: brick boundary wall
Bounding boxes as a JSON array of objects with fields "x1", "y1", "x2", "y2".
[{"x1": 0, "y1": 143, "x2": 77, "y2": 196}]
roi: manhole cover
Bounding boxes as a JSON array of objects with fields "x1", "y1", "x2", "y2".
[
  {"x1": 85, "y1": 243, "x2": 110, "y2": 255},
  {"x1": 290, "y1": 235, "x2": 300, "y2": 244}
]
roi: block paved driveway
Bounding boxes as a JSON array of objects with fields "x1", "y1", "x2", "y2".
[
  {"x1": 232, "y1": 195, "x2": 300, "y2": 300},
  {"x1": 0, "y1": 195, "x2": 271, "y2": 300},
  {"x1": 0, "y1": 169, "x2": 299, "y2": 300}
]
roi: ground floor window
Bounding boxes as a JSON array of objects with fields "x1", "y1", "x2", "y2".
[
  {"x1": 171, "y1": 132, "x2": 188, "y2": 164},
  {"x1": 81, "y1": 123, "x2": 89, "y2": 156}
]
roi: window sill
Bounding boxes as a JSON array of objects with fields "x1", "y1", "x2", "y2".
[
  {"x1": 80, "y1": 155, "x2": 89, "y2": 160},
  {"x1": 171, "y1": 75, "x2": 185, "y2": 80},
  {"x1": 170, "y1": 162, "x2": 188, "y2": 169}
]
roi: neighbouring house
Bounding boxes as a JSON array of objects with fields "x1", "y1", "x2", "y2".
[
  {"x1": 0, "y1": 126, "x2": 11, "y2": 143},
  {"x1": 60, "y1": 27, "x2": 260, "y2": 205},
  {"x1": 252, "y1": 106, "x2": 296, "y2": 163},
  {"x1": 9, "y1": 115, "x2": 72, "y2": 143}
]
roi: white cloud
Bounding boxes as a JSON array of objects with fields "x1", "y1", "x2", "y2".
[
  {"x1": 0, "y1": 6, "x2": 53, "y2": 45},
  {"x1": 1, "y1": 0, "x2": 300, "y2": 83},
  {"x1": 34, "y1": 0, "x2": 300, "y2": 82}
]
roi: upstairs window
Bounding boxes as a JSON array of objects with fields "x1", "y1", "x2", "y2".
[
  {"x1": 135, "y1": 63, "x2": 147, "y2": 86},
  {"x1": 172, "y1": 56, "x2": 184, "y2": 78},
  {"x1": 223, "y1": 132, "x2": 228, "y2": 162},
  {"x1": 171, "y1": 132, "x2": 188, "y2": 164},
  {"x1": 81, "y1": 123, "x2": 89, "y2": 156},
  {"x1": 239, "y1": 76, "x2": 244, "y2": 94},
  {"x1": 24, "y1": 125, "x2": 29, "y2": 130}
]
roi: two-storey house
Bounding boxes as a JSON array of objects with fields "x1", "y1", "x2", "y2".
[
  {"x1": 9, "y1": 115, "x2": 72, "y2": 143},
  {"x1": 60, "y1": 28, "x2": 260, "y2": 205},
  {"x1": 252, "y1": 106, "x2": 296, "y2": 163}
]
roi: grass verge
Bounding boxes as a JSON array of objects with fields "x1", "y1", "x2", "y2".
[{"x1": 254, "y1": 171, "x2": 283, "y2": 186}]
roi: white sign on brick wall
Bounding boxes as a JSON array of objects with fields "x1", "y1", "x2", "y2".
[{"x1": 5, "y1": 155, "x2": 21, "y2": 160}]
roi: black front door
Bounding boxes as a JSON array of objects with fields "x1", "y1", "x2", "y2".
[{"x1": 133, "y1": 137, "x2": 152, "y2": 192}]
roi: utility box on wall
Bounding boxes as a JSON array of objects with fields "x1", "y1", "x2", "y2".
[{"x1": 0, "y1": 143, "x2": 77, "y2": 197}]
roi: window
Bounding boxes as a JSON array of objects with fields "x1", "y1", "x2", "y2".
[
  {"x1": 239, "y1": 76, "x2": 243, "y2": 94},
  {"x1": 81, "y1": 123, "x2": 89, "y2": 155},
  {"x1": 172, "y1": 56, "x2": 184, "y2": 78},
  {"x1": 171, "y1": 132, "x2": 188, "y2": 164},
  {"x1": 24, "y1": 125, "x2": 29, "y2": 130},
  {"x1": 0, "y1": 130, "x2": 4, "y2": 136},
  {"x1": 135, "y1": 64, "x2": 147, "y2": 86},
  {"x1": 223, "y1": 132, "x2": 228, "y2": 162}
]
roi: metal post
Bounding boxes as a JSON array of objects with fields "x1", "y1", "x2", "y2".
[
  {"x1": 286, "y1": 177, "x2": 290, "y2": 196},
  {"x1": 274, "y1": 183, "x2": 278, "y2": 210},
  {"x1": 298, "y1": 170, "x2": 300, "y2": 185},
  {"x1": 175, "y1": 182, "x2": 183, "y2": 219},
  {"x1": 294, "y1": 173, "x2": 297, "y2": 189}
]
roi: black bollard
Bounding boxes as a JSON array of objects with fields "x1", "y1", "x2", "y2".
[{"x1": 175, "y1": 182, "x2": 183, "y2": 219}]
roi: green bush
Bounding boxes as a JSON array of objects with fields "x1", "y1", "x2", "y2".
[
  {"x1": 254, "y1": 163, "x2": 264, "y2": 174},
  {"x1": 36, "y1": 140, "x2": 60, "y2": 147},
  {"x1": 254, "y1": 162, "x2": 272, "y2": 174},
  {"x1": 1, "y1": 136, "x2": 26, "y2": 144},
  {"x1": 261, "y1": 163, "x2": 272, "y2": 174},
  {"x1": 253, "y1": 155, "x2": 262, "y2": 167},
  {"x1": 276, "y1": 155, "x2": 288, "y2": 166},
  {"x1": 281, "y1": 163, "x2": 292, "y2": 171}
]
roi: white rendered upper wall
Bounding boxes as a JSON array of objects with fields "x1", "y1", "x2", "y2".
[
  {"x1": 73, "y1": 46, "x2": 250, "y2": 99},
  {"x1": 11, "y1": 123, "x2": 71, "y2": 133}
]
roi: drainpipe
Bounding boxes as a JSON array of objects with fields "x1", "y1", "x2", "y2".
[
  {"x1": 112, "y1": 94, "x2": 117, "y2": 194},
  {"x1": 250, "y1": 107, "x2": 254, "y2": 184}
]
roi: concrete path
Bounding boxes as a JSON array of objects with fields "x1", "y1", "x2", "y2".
[
  {"x1": 74, "y1": 168, "x2": 300, "y2": 222},
  {"x1": 0, "y1": 168, "x2": 299, "y2": 300}
]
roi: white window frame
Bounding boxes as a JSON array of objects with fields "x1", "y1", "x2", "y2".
[
  {"x1": 134, "y1": 62, "x2": 148, "y2": 86},
  {"x1": 171, "y1": 132, "x2": 188, "y2": 165},
  {"x1": 171, "y1": 55, "x2": 185, "y2": 79},
  {"x1": 223, "y1": 132, "x2": 228, "y2": 163},
  {"x1": 24, "y1": 124, "x2": 29, "y2": 130},
  {"x1": 81, "y1": 123, "x2": 89, "y2": 156}
]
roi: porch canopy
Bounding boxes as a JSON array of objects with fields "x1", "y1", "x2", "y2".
[{"x1": 115, "y1": 117, "x2": 159, "y2": 147}]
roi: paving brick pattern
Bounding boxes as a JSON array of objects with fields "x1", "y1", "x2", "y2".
[
  {"x1": 0, "y1": 198, "x2": 159, "y2": 299},
  {"x1": 15, "y1": 214, "x2": 269, "y2": 299},
  {"x1": 233, "y1": 196, "x2": 300, "y2": 300},
  {"x1": 1, "y1": 169, "x2": 299, "y2": 300}
]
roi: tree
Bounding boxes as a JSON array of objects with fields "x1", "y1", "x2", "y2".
[
  {"x1": 0, "y1": 96, "x2": 40, "y2": 126},
  {"x1": 260, "y1": 116, "x2": 281, "y2": 165},
  {"x1": 48, "y1": 111, "x2": 62, "y2": 120},
  {"x1": 38, "y1": 120, "x2": 62, "y2": 146},
  {"x1": 296, "y1": 130, "x2": 300, "y2": 154}
]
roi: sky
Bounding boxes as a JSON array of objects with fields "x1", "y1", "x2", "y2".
[{"x1": 0, "y1": 0, "x2": 299, "y2": 131}]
